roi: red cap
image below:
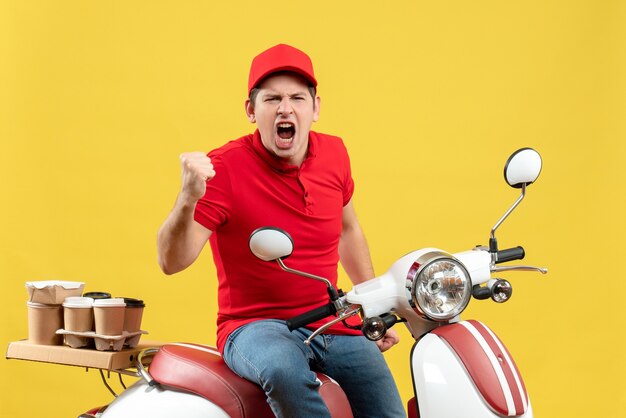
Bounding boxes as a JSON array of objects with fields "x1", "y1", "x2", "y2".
[{"x1": 248, "y1": 44, "x2": 317, "y2": 95}]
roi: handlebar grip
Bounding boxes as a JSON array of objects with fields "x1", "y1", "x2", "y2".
[
  {"x1": 495, "y1": 246, "x2": 525, "y2": 264},
  {"x1": 286, "y1": 303, "x2": 336, "y2": 331}
]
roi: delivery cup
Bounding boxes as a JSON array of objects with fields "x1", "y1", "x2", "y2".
[
  {"x1": 27, "y1": 302, "x2": 63, "y2": 345},
  {"x1": 63, "y1": 297, "x2": 94, "y2": 332},
  {"x1": 93, "y1": 298, "x2": 126, "y2": 336},
  {"x1": 121, "y1": 298, "x2": 145, "y2": 332}
]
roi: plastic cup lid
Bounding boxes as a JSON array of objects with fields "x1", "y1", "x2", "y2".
[
  {"x1": 63, "y1": 296, "x2": 94, "y2": 308},
  {"x1": 121, "y1": 297, "x2": 145, "y2": 308},
  {"x1": 82, "y1": 291, "x2": 111, "y2": 299},
  {"x1": 93, "y1": 298, "x2": 126, "y2": 308}
]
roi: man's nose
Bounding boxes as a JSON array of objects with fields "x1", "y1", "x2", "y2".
[{"x1": 277, "y1": 97, "x2": 293, "y2": 115}]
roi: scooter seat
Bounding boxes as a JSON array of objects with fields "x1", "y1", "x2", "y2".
[{"x1": 148, "y1": 343, "x2": 353, "y2": 418}]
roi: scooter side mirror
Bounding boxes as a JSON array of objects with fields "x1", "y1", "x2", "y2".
[
  {"x1": 249, "y1": 227, "x2": 294, "y2": 261},
  {"x1": 504, "y1": 148, "x2": 542, "y2": 189},
  {"x1": 249, "y1": 227, "x2": 339, "y2": 301}
]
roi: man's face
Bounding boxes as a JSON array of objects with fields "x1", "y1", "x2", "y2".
[{"x1": 245, "y1": 73, "x2": 320, "y2": 167}]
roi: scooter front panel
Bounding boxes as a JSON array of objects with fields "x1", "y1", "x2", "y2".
[
  {"x1": 432, "y1": 320, "x2": 528, "y2": 416},
  {"x1": 411, "y1": 332, "x2": 533, "y2": 418}
]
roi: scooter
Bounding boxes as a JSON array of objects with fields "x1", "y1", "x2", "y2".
[{"x1": 82, "y1": 147, "x2": 546, "y2": 418}]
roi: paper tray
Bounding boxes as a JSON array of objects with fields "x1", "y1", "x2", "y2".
[{"x1": 56, "y1": 329, "x2": 147, "y2": 351}]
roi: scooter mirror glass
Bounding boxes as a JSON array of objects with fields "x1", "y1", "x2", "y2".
[
  {"x1": 504, "y1": 148, "x2": 542, "y2": 188},
  {"x1": 249, "y1": 227, "x2": 294, "y2": 261}
]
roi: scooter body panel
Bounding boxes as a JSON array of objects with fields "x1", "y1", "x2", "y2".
[
  {"x1": 410, "y1": 326, "x2": 533, "y2": 418},
  {"x1": 100, "y1": 380, "x2": 229, "y2": 418}
]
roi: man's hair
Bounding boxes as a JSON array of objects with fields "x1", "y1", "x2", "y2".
[{"x1": 248, "y1": 72, "x2": 317, "y2": 108}]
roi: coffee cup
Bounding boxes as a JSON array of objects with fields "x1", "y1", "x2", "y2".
[
  {"x1": 63, "y1": 297, "x2": 94, "y2": 332},
  {"x1": 93, "y1": 298, "x2": 126, "y2": 336},
  {"x1": 121, "y1": 298, "x2": 145, "y2": 333},
  {"x1": 27, "y1": 302, "x2": 63, "y2": 345}
]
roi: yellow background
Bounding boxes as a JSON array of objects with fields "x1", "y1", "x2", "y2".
[{"x1": 1, "y1": 1, "x2": 624, "y2": 416}]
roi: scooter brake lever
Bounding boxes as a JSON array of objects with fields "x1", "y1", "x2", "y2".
[
  {"x1": 304, "y1": 305, "x2": 360, "y2": 346},
  {"x1": 491, "y1": 265, "x2": 548, "y2": 274}
]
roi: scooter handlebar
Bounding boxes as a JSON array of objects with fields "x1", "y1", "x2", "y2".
[
  {"x1": 495, "y1": 246, "x2": 525, "y2": 264},
  {"x1": 286, "y1": 303, "x2": 337, "y2": 331}
]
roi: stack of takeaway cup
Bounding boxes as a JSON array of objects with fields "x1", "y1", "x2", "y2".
[
  {"x1": 25, "y1": 281, "x2": 85, "y2": 345},
  {"x1": 25, "y1": 283, "x2": 147, "y2": 350}
]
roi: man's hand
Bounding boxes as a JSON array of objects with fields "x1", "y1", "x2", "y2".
[
  {"x1": 375, "y1": 328, "x2": 400, "y2": 352},
  {"x1": 157, "y1": 152, "x2": 214, "y2": 275},
  {"x1": 179, "y1": 152, "x2": 215, "y2": 202}
]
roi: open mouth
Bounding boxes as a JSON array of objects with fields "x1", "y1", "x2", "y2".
[{"x1": 276, "y1": 122, "x2": 296, "y2": 143}]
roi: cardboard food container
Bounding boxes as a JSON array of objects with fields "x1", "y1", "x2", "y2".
[{"x1": 25, "y1": 281, "x2": 85, "y2": 305}]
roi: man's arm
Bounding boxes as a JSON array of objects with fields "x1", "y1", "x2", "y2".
[
  {"x1": 339, "y1": 199, "x2": 400, "y2": 352},
  {"x1": 157, "y1": 152, "x2": 215, "y2": 275}
]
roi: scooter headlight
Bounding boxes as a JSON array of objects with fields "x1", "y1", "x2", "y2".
[{"x1": 408, "y1": 252, "x2": 472, "y2": 321}]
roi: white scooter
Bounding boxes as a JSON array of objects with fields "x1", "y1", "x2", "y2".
[{"x1": 82, "y1": 147, "x2": 546, "y2": 418}]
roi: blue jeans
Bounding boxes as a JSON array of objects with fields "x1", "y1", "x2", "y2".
[{"x1": 223, "y1": 319, "x2": 405, "y2": 418}]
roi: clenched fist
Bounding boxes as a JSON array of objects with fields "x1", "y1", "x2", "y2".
[{"x1": 179, "y1": 152, "x2": 215, "y2": 202}]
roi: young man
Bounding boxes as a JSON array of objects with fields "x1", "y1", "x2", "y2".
[{"x1": 157, "y1": 44, "x2": 405, "y2": 418}]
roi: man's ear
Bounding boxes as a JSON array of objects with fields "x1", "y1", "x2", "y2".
[
  {"x1": 245, "y1": 99, "x2": 256, "y2": 123},
  {"x1": 313, "y1": 96, "x2": 321, "y2": 122}
]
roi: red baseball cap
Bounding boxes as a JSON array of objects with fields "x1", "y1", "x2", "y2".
[{"x1": 248, "y1": 44, "x2": 317, "y2": 96}]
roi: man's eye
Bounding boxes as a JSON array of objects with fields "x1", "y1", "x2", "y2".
[
  {"x1": 265, "y1": 97, "x2": 280, "y2": 102},
  {"x1": 292, "y1": 96, "x2": 306, "y2": 101}
]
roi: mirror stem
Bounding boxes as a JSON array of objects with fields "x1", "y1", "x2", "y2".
[
  {"x1": 490, "y1": 183, "x2": 526, "y2": 255},
  {"x1": 276, "y1": 259, "x2": 339, "y2": 301}
]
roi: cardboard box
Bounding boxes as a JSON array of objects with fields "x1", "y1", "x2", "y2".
[
  {"x1": 25, "y1": 281, "x2": 85, "y2": 304},
  {"x1": 6, "y1": 339, "x2": 163, "y2": 371}
]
